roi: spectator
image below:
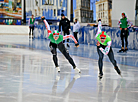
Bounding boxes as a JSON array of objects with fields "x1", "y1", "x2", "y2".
[
  {"x1": 59, "y1": 14, "x2": 71, "y2": 47},
  {"x1": 118, "y1": 13, "x2": 133, "y2": 52},
  {"x1": 73, "y1": 19, "x2": 80, "y2": 46},
  {"x1": 28, "y1": 14, "x2": 36, "y2": 39}
]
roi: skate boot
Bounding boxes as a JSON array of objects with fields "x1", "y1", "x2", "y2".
[
  {"x1": 124, "y1": 47, "x2": 128, "y2": 52},
  {"x1": 74, "y1": 67, "x2": 81, "y2": 73},
  {"x1": 56, "y1": 67, "x2": 60, "y2": 72},
  {"x1": 114, "y1": 66, "x2": 121, "y2": 76},
  {"x1": 118, "y1": 47, "x2": 124, "y2": 52},
  {"x1": 75, "y1": 43, "x2": 79, "y2": 47},
  {"x1": 98, "y1": 73, "x2": 103, "y2": 80}
]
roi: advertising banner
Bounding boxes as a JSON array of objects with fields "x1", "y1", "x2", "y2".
[{"x1": 0, "y1": 0, "x2": 22, "y2": 25}]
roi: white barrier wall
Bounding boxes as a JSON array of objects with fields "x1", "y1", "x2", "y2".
[
  {"x1": 112, "y1": 0, "x2": 136, "y2": 27},
  {"x1": 0, "y1": 25, "x2": 29, "y2": 35}
]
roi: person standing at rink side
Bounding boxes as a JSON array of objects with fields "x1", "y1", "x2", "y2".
[
  {"x1": 28, "y1": 14, "x2": 36, "y2": 39},
  {"x1": 41, "y1": 16, "x2": 80, "y2": 73},
  {"x1": 118, "y1": 13, "x2": 133, "y2": 52},
  {"x1": 73, "y1": 19, "x2": 80, "y2": 47},
  {"x1": 59, "y1": 14, "x2": 71, "y2": 47},
  {"x1": 95, "y1": 19, "x2": 122, "y2": 80}
]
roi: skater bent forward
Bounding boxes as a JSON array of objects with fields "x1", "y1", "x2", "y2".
[
  {"x1": 95, "y1": 19, "x2": 122, "y2": 80},
  {"x1": 41, "y1": 16, "x2": 80, "y2": 73}
]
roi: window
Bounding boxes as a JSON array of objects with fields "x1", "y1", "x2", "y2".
[
  {"x1": 99, "y1": 5, "x2": 100, "y2": 11},
  {"x1": 91, "y1": 12, "x2": 93, "y2": 18},
  {"x1": 42, "y1": 0, "x2": 45, "y2": 5},
  {"x1": 103, "y1": 3, "x2": 104, "y2": 11},
  {"x1": 54, "y1": 9, "x2": 56, "y2": 16},
  {"x1": 76, "y1": 11, "x2": 79, "y2": 17},
  {"x1": 82, "y1": 0, "x2": 85, "y2": 7},
  {"x1": 103, "y1": 12, "x2": 104, "y2": 17},
  {"x1": 88, "y1": 1, "x2": 90, "y2": 8},
  {"x1": 89, "y1": 12, "x2": 91, "y2": 18},
  {"x1": 35, "y1": 10, "x2": 37, "y2": 16},
  {"x1": 60, "y1": 0, "x2": 63, "y2": 6},
  {"x1": 84, "y1": 11, "x2": 86, "y2": 17},
  {"x1": 85, "y1": 1, "x2": 87, "y2": 7},
  {"x1": 88, "y1": 2, "x2": 90, "y2": 8},
  {"x1": 57, "y1": 9, "x2": 60, "y2": 16},
  {"x1": 86, "y1": 12, "x2": 89, "y2": 17},
  {"x1": 83, "y1": 11, "x2": 85, "y2": 17},
  {"x1": 51, "y1": 9, "x2": 52, "y2": 17}
]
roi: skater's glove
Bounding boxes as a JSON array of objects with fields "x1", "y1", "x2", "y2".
[
  {"x1": 41, "y1": 16, "x2": 45, "y2": 20},
  {"x1": 75, "y1": 43, "x2": 79, "y2": 47}
]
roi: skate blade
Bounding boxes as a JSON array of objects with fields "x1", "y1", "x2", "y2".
[
  {"x1": 117, "y1": 51, "x2": 124, "y2": 53},
  {"x1": 120, "y1": 74, "x2": 123, "y2": 78},
  {"x1": 99, "y1": 76, "x2": 103, "y2": 80}
]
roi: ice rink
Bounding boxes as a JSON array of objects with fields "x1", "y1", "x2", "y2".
[{"x1": 0, "y1": 35, "x2": 138, "y2": 102}]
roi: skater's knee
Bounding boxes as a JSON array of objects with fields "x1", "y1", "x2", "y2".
[{"x1": 99, "y1": 56, "x2": 103, "y2": 60}]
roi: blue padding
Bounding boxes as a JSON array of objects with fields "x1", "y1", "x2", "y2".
[{"x1": 33, "y1": 25, "x2": 138, "y2": 50}]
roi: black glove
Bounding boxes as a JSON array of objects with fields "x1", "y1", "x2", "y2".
[
  {"x1": 132, "y1": 27, "x2": 135, "y2": 32},
  {"x1": 41, "y1": 16, "x2": 45, "y2": 20},
  {"x1": 75, "y1": 43, "x2": 79, "y2": 47},
  {"x1": 98, "y1": 19, "x2": 101, "y2": 22}
]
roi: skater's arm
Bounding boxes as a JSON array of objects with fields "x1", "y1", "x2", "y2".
[
  {"x1": 118, "y1": 20, "x2": 121, "y2": 28},
  {"x1": 42, "y1": 17, "x2": 52, "y2": 37},
  {"x1": 63, "y1": 35, "x2": 78, "y2": 44},
  {"x1": 118, "y1": 20, "x2": 123, "y2": 30},
  {"x1": 99, "y1": 41, "x2": 111, "y2": 55},
  {"x1": 95, "y1": 20, "x2": 102, "y2": 38},
  {"x1": 127, "y1": 18, "x2": 133, "y2": 28},
  {"x1": 28, "y1": 19, "x2": 30, "y2": 27}
]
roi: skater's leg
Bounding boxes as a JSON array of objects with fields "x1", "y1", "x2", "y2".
[
  {"x1": 107, "y1": 47, "x2": 117, "y2": 67},
  {"x1": 32, "y1": 26, "x2": 34, "y2": 38},
  {"x1": 107, "y1": 47, "x2": 121, "y2": 75},
  {"x1": 58, "y1": 43, "x2": 76, "y2": 68},
  {"x1": 49, "y1": 43, "x2": 58, "y2": 67},
  {"x1": 121, "y1": 29, "x2": 125, "y2": 48},
  {"x1": 29, "y1": 27, "x2": 31, "y2": 37},
  {"x1": 50, "y1": 43, "x2": 60, "y2": 72},
  {"x1": 74, "y1": 32, "x2": 78, "y2": 42},
  {"x1": 124, "y1": 30, "x2": 128, "y2": 51},
  {"x1": 97, "y1": 47, "x2": 104, "y2": 75},
  {"x1": 119, "y1": 29, "x2": 125, "y2": 52}
]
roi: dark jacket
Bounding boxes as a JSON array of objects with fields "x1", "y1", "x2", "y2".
[{"x1": 59, "y1": 18, "x2": 70, "y2": 32}]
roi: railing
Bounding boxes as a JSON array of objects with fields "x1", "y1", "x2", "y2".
[{"x1": 34, "y1": 25, "x2": 138, "y2": 50}]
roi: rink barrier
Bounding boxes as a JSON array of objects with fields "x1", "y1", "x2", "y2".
[{"x1": 34, "y1": 25, "x2": 138, "y2": 50}]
